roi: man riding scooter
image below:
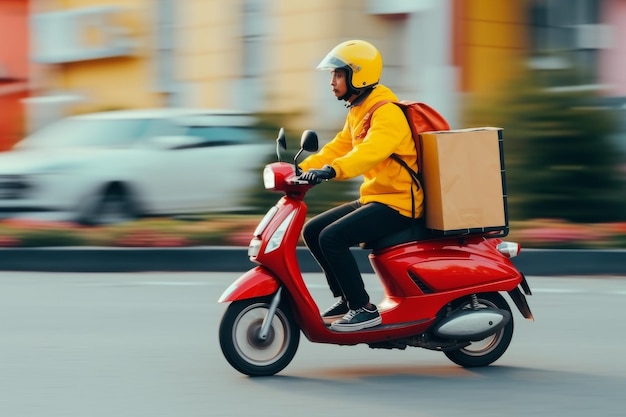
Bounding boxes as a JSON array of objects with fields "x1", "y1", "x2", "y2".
[
  {"x1": 299, "y1": 39, "x2": 423, "y2": 332},
  {"x1": 218, "y1": 40, "x2": 533, "y2": 377}
]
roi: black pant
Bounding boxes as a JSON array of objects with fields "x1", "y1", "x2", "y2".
[{"x1": 302, "y1": 200, "x2": 414, "y2": 310}]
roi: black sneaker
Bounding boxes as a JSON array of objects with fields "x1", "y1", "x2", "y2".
[
  {"x1": 330, "y1": 305, "x2": 382, "y2": 332},
  {"x1": 321, "y1": 298, "x2": 349, "y2": 324}
]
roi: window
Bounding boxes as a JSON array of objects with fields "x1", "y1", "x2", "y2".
[
  {"x1": 18, "y1": 118, "x2": 151, "y2": 149},
  {"x1": 529, "y1": 0, "x2": 600, "y2": 52},
  {"x1": 528, "y1": 0, "x2": 601, "y2": 83},
  {"x1": 184, "y1": 126, "x2": 267, "y2": 147}
]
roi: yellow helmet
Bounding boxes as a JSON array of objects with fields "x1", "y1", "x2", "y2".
[{"x1": 317, "y1": 40, "x2": 383, "y2": 91}]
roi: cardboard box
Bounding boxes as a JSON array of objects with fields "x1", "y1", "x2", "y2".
[{"x1": 420, "y1": 127, "x2": 508, "y2": 236}]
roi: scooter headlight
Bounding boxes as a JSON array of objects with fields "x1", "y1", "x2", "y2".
[
  {"x1": 265, "y1": 211, "x2": 295, "y2": 254},
  {"x1": 248, "y1": 238, "x2": 262, "y2": 257},
  {"x1": 263, "y1": 165, "x2": 276, "y2": 189},
  {"x1": 254, "y1": 206, "x2": 278, "y2": 237},
  {"x1": 262, "y1": 162, "x2": 294, "y2": 190}
]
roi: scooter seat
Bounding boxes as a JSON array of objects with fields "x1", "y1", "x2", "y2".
[{"x1": 360, "y1": 219, "x2": 434, "y2": 251}]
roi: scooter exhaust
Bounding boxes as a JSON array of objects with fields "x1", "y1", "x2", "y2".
[{"x1": 432, "y1": 308, "x2": 511, "y2": 341}]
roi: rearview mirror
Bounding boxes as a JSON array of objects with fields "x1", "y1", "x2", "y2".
[
  {"x1": 275, "y1": 127, "x2": 287, "y2": 161},
  {"x1": 300, "y1": 130, "x2": 318, "y2": 152},
  {"x1": 276, "y1": 128, "x2": 287, "y2": 151},
  {"x1": 293, "y1": 130, "x2": 319, "y2": 175}
]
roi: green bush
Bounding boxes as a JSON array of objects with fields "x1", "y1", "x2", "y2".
[
  {"x1": 465, "y1": 66, "x2": 626, "y2": 223},
  {"x1": 1, "y1": 216, "x2": 625, "y2": 248},
  {"x1": 16, "y1": 229, "x2": 85, "y2": 247}
]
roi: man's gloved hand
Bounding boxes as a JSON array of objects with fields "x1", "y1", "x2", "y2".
[{"x1": 300, "y1": 165, "x2": 336, "y2": 184}]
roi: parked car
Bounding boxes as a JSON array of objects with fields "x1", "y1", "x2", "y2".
[{"x1": 0, "y1": 108, "x2": 275, "y2": 225}]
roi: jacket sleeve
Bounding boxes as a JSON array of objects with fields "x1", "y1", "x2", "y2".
[
  {"x1": 298, "y1": 119, "x2": 353, "y2": 172},
  {"x1": 332, "y1": 103, "x2": 410, "y2": 179}
]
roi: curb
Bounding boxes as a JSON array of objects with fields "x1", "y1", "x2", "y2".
[{"x1": 0, "y1": 247, "x2": 625, "y2": 276}]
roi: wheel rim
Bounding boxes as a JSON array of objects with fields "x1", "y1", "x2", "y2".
[
  {"x1": 231, "y1": 303, "x2": 292, "y2": 366},
  {"x1": 458, "y1": 299, "x2": 505, "y2": 356}
]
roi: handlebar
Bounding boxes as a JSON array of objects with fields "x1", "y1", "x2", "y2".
[{"x1": 290, "y1": 176, "x2": 317, "y2": 186}]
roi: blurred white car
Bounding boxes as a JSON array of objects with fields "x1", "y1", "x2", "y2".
[{"x1": 0, "y1": 108, "x2": 274, "y2": 225}]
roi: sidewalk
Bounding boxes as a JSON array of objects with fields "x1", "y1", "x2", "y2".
[{"x1": 0, "y1": 246, "x2": 624, "y2": 275}]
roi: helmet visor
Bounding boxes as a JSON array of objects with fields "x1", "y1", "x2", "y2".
[{"x1": 316, "y1": 54, "x2": 350, "y2": 71}]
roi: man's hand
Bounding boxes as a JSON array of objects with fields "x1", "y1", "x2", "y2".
[{"x1": 300, "y1": 165, "x2": 336, "y2": 184}]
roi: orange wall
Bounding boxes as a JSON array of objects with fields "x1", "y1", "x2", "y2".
[
  {"x1": 0, "y1": 0, "x2": 28, "y2": 78},
  {"x1": 0, "y1": 0, "x2": 28, "y2": 151},
  {"x1": 454, "y1": 0, "x2": 528, "y2": 94},
  {"x1": 0, "y1": 91, "x2": 28, "y2": 151}
]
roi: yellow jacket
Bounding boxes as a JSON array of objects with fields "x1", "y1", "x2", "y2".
[{"x1": 299, "y1": 84, "x2": 423, "y2": 218}]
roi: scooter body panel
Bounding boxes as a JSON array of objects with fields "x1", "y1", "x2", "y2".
[
  {"x1": 218, "y1": 266, "x2": 279, "y2": 303},
  {"x1": 220, "y1": 212, "x2": 524, "y2": 346},
  {"x1": 370, "y1": 238, "x2": 522, "y2": 296}
]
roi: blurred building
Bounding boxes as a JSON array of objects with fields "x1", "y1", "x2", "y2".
[
  {"x1": 1, "y1": 0, "x2": 625, "y2": 149},
  {"x1": 26, "y1": 0, "x2": 163, "y2": 133},
  {"x1": 526, "y1": 0, "x2": 626, "y2": 150}
]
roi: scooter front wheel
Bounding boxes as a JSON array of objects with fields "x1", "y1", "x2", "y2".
[
  {"x1": 219, "y1": 298, "x2": 300, "y2": 376},
  {"x1": 443, "y1": 292, "x2": 514, "y2": 368}
]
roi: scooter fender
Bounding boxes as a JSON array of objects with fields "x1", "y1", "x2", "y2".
[{"x1": 218, "y1": 266, "x2": 280, "y2": 303}]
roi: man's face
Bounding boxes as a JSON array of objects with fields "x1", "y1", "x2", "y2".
[{"x1": 330, "y1": 69, "x2": 348, "y2": 99}]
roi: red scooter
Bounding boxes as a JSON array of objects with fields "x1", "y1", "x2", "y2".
[{"x1": 218, "y1": 129, "x2": 533, "y2": 377}]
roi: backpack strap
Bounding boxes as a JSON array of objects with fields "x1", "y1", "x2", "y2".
[
  {"x1": 390, "y1": 153, "x2": 422, "y2": 220},
  {"x1": 390, "y1": 154, "x2": 422, "y2": 191},
  {"x1": 356, "y1": 100, "x2": 391, "y2": 141}
]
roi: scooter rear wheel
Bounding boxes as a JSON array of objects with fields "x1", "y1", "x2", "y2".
[
  {"x1": 443, "y1": 292, "x2": 514, "y2": 368},
  {"x1": 219, "y1": 298, "x2": 300, "y2": 376}
]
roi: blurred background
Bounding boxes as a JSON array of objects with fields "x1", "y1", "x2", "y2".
[{"x1": 0, "y1": 0, "x2": 625, "y2": 248}]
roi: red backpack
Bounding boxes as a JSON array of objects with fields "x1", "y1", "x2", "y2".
[
  {"x1": 360, "y1": 100, "x2": 450, "y2": 217},
  {"x1": 360, "y1": 100, "x2": 450, "y2": 174}
]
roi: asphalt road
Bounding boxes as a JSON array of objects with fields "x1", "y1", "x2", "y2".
[{"x1": 1, "y1": 271, "x2": 625, "y2": 417}]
